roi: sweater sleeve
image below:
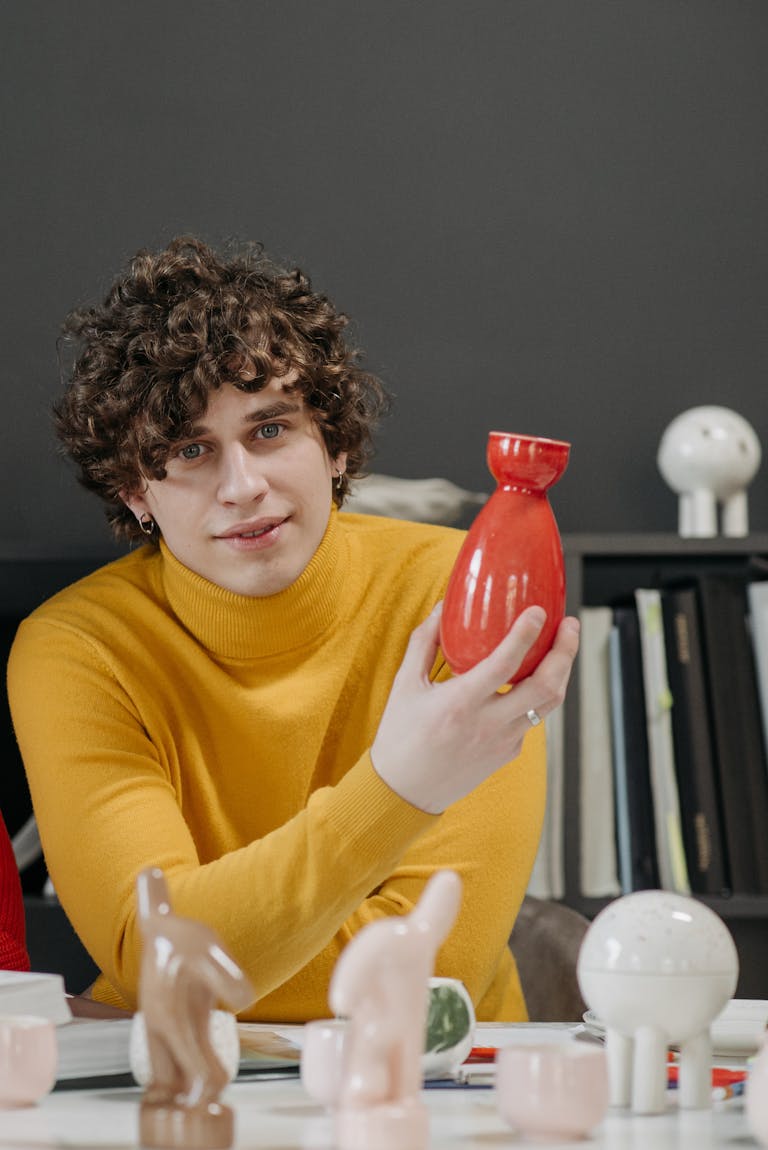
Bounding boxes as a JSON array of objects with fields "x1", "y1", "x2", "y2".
[
  {"x1": 254, "y1": 723, "x2": 546, "y2": 1022},
  {"x1": 7, "y1": 618, "x2": 436, "y2": 1011}
]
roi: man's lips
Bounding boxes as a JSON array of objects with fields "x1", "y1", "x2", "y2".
[{"x1": 215, "y1": 516, "x2": 288, "y2": 540}]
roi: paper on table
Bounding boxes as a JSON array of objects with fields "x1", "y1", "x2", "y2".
[
  {"x1": 0, "y1": 970, "x2": 72, "y2": 1026},
  {"x1": 56, "y1": 1018, "x2": 134, "y2": 1080},
  {"x1": 237, "y1": 1023, "x2": 302, "y2": 1069},
  {"x1": 581, "y1": 999, "x2": 768, "y2": 1058}
]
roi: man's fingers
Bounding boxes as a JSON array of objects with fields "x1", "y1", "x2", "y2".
[
  {"x1": 497, "y1": 615, "x2": 581, "y2": 721},
  {"x1": 456, "y1": 606, "x2": 548, "y2": 695},
  {"x1": 397, "y1": 601, "x2": 444, "y2": 684}
]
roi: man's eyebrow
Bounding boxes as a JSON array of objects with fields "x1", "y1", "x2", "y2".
[
  {"x1": 184, "y1": 400, "x2": 303, "y2": 438},
  {"x1": 244, "y1": 400, "x2": 302, "y2": 423}
]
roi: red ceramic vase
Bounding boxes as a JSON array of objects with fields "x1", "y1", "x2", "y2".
[{"x1": 440, "y1": 432, "x2": 570, "y2": 683}]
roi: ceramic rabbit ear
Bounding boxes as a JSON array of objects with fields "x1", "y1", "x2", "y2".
[{"x1": 440, "y1": 431, "x2": 570, "y2": 683}]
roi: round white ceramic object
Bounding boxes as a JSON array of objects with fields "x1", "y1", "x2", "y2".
[
  {"x1": 422, "y1": 977, "x2": 475, "y2": 1079},
  {"x1": 129, "y1": 1008, "x2": 240, "y2": 1087},
  {"x1": 0, "y1": 1014, "x2": 58, "y2": 1107},
  {"x1": 577, "y1": 890, "x2": 738, "y2": 1043},
  {"x1": 657, "y1": 406, "x2": 761, "y2": 499},
  {"x1": 496, "y1": 1043, "x2": 609, "y2": 1140}
]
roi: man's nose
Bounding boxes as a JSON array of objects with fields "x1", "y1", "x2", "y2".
[{"x1": 216, "y1": 444, "x2": 269, "y2": 504}]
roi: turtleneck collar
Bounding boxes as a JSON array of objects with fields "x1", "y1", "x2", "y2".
[{"x1": 160, "y1": 506, "x2": 347, "y2": 659}]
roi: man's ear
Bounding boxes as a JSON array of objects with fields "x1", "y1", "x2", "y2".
[
  {"x1": 119, "y1": 487, "x2": 150, "y2": 521},
  {"x1": 333, "y1": 451, "x2": 348, "y2": 477}
]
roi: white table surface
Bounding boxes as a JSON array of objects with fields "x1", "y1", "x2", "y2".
[{"x1": 0, "y1": 1077, "x2": 756, "y2": 1149}]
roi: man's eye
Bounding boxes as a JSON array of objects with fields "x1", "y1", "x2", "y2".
[
  {"x1": 258, "y1": 423, "x2": 282, "y2": 440},
  {"x1": 179, "y1": 443, "x2": 205, "y2": 460}
]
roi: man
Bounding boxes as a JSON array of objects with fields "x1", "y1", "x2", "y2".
[{"x1": 8, "y1": 236, "x2": 579, "y2": 1021}]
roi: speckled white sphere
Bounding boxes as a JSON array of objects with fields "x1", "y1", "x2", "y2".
[
  {"x1": 657, "y1": 406, "x2": 761, "y2": 498},
  {"x1": 577, "y1": 891, "x2": 738, "y2": 1044},
  {"x1": 129, "y1": 1008, "x2": 240, "y2": 1087}
]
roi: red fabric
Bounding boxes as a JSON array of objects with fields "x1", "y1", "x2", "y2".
[{"x1": 0, "y1": 809, "x2": 30, "y2": 970}]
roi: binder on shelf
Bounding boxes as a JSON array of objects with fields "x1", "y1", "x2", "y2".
[
  {"x1": 608, "y1": 624, "x2": 632, "y2": 894},
  {"x1": 527, "y1": 707, "x2": 565, "y2": 901},
  {"x1": 578, "y1": 606, "x2": 620, "y2": 898},
  {"x1": 747, "y1": 579, "x2": 768, "y2": 763},
  {"x1": 660, "y1": 583, "x2": 728, "y2": 896},
  {"x1": 697, "y1": 574, "x2": 768, "y2": 894},
  {"x1": 610, "y1": 604, "x2": 659, "y2": 892},
  {"x1": 634, "y1": 588, "x2": 690, "y2": 895}
]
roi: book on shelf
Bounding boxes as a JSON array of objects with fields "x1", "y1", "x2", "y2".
[
  {"x1": 697, "y1": 574, "x2": 768, "y2": 894},
  {"x1": 634, "y1": 588, "x2": 690, "y2": 895},
  {"x1": 578, "y1": 606, "x2": 620, "y2": 898},
  {"x1": 608, "y1": 607, "x2": 659, "y2": 893},
  {"x1": 608, "y1": 623, "x2": 632, "y2": 895},
  {"x1": 527, "y1": 707, "x2": 565, "y2": 900},
  {"x1": 747, "y1": 578, "x2": 768, "y2": 767},
  {"x1": 660, "y1": 583, "x2": 729, "y2": 896}
]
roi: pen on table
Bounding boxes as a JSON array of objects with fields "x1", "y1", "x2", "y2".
[
  {"x1": 713, "y1": 1079, "x2": 746, "y2": 1102},
  {"x1": 465, "y1": 1046, "x2": 498, "y2": 1063}
]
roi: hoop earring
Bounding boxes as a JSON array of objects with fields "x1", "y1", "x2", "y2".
[{"x1": 139, "y1": 513, "x2": 155, "y2": 536}]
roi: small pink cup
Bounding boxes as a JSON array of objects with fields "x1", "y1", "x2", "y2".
[
  {"x1": 300, "y1": 1019, "x2": 347, "y2": 1108},
  {"x1": 496, "y1": 1043, "x2": 609, "y2": 1140},
  {"x1": 0, "y1": 1014, "x2": 58, "y2": 1108}
]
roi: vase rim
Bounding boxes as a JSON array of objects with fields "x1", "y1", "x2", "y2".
[{"x1": 489, "y1": 431, "x2": 571, "y2": 449}]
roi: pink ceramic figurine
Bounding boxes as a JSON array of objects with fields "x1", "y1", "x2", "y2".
[
  {"x1": 328, "y1": 869, "x2": 463, "y2": 1150},
  {"x1": 136, "y1": 867, "x2": 255, "y2": 1150}
]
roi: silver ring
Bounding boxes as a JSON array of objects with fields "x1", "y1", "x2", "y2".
[{"x1": 526, "y1": 708, "x2": 543, "y2": 727}]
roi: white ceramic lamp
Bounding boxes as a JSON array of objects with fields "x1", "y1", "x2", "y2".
[
  {"x1": 577, "y1": 890, "x2": 738, "y2": 1115},
  {"x1": 657, "y1": 406, "x2": 761, "y2": 537}
]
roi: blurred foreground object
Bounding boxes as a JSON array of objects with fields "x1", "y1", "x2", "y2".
[
  {"x1": 136, "y1": 867, "x2": 254, "y2": 1150},
  {"x1": 328, "y1": 870, "x2": 462, "y2": 1150}
]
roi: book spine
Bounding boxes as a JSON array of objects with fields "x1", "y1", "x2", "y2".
[
  {"x1": 660, "y1": 584, "x2": 728, "y2": 896},
  {"x1": 612, "y1": 605, "x2": 660, "y2": 891},
  {"x1": 634, "y1": 589, "x2": 690, "y2": 894},
  {"x1": 578, "y1": 607, "x2": 620, "y2": 898},
  {"x1": 697, "y1": 575, "x2": 768, "y2": 894}
]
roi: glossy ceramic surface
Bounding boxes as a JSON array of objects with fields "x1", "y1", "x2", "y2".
[
  {"x1": 496, "y1": 1042, "x2": 609, "y2": 1140},
  {"x1": 746, "y1": 1035, "x2": 768, "y2": 1146},
  {"x1": 577, "y1": 891, "x2": 739, "y2": 1113},
  {"x1": 440, "y1": 432, "x2": 570, "y2": 681},
  {"x1": 0, "y1": 1014, "x2": 57, "y2": 1108}
]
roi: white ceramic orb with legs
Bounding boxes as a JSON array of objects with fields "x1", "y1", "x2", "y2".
[
  {"x1": 577, "y1": 890, "x2": 738, "y2": 1114},
  {"x1": 657, "y1": 406, "x2": 761, "y2": 537}
]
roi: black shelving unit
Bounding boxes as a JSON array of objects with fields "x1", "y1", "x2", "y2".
[{"x1": 561, "y1": 533, "x2": 768, "y2": 998}]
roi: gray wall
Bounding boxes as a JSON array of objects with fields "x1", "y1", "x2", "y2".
[{"x1": 3, "y1": 1, "x2": 767, "y2": 552}]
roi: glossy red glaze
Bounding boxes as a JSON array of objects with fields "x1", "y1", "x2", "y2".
[{"x1": 440, "y1": 432, "x2": 570, "y2": 683}]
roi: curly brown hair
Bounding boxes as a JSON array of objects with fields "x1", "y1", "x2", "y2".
[{"x1": 55, "y1": 236, "x2": 390, "y2": 543}]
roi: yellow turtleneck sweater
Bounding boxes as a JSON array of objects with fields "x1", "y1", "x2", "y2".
[{"x1": 8, "y1": 509, "x2": 545, "y2": 1020}]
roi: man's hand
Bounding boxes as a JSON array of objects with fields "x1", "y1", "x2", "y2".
[{"x1": 370, "y1": 603, "x2": 580, "y2": 814}]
